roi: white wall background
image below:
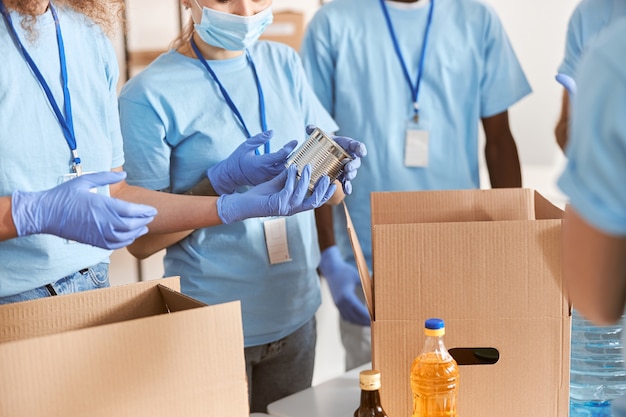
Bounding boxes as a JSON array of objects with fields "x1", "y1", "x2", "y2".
[{"x1": 110, "y1": 0, "x2": 579, "y2": 385}]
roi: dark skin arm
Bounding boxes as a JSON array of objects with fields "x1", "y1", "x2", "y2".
[
  {"x1": 554, "y1": 89, "x2": 570, "y2": 152},
  {"x1": 315, "y1": 204, "x2": 336, "y2": 253},
  {"x1": 482, "y1": 110, "x2": 522, "y2": 188}
]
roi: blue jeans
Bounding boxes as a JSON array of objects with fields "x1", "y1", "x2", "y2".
[
  {"x1": 0, "y1": 262, "x2": 110, "y2": 305},
  {"x1": 245, "y1": 316, "x2": 317, "y2": 413}
]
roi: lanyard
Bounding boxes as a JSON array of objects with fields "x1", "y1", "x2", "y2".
[
  {"x1": 190, "y1": 37, "x2": 269, "y2": 155},
  {"x1": 0, "y1": 1, "x2": 82, "y2": 174},
  {"x1": 379, "y1": 0, "x2": 435, "y2": 123}
]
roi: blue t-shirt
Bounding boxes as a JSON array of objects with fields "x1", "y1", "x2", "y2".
[
  {"x1": 558, "y1": 0, "x2": 626, "y2": 79},
  {"x1": 301, "y1": 0, "x2": 531, "y2": 267},
  {"x1": 0, "y1": 7, "x2": 123, "y2": 297},
  {"x1": 119, "y1": 41, "x2": 337, "y2": 346},
  {"x1": 558, "y1": 19, "x2": 626, "y2": 236}
]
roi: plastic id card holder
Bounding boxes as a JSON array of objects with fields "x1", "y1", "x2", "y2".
[
  {"x1": 404, "y1": 120, "x2": 430, "y2": 168},
  {"x1": 263, "y1": 217, "x2": 292, "y2": 264},
  {"x1": 58, "y1": 172, "x2": 98, "y2": 244},
  {"x1": 58, "y1": 172, "x2": 98, "y2": 192}
]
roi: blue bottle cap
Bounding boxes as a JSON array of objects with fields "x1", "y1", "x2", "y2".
[{"x1": 425, "y1": 318, "x2": 445, "y2": 330}]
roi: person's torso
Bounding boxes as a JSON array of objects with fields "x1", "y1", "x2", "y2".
[
  {"x1": 303, "y1": 0, "x2": 530, "y2": 264},
  {"x1": 120, "y1": 41, "x2": 337, "y2": 345},
  {"x1": 0, "y1": 7, "x2": 121, "y2": 296}
]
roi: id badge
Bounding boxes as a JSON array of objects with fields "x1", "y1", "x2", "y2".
[
  {"x1": 263, "y1": 217, "x2": 292, "y2": 264},
  {"x1": 58, "y1": 172, "x2": 98, "y2": 244},
  {"x1": 58, "y1": 172, "x2": 100, "y2": 194},
  {"x1": 404, "y1": 120, "x2": 430, "y2": 168}
]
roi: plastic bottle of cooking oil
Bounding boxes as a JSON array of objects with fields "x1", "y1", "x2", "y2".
[{"x1": 410, "y1": 318, "x2": 459, "y2": 417}]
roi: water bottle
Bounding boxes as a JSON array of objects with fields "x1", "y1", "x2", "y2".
[
  {"x1": 410, "y1": 318, "x2": 459, "y2": 417},
  {"x1": 570, "y1": 309, "x2": 626, "y2": 417}
]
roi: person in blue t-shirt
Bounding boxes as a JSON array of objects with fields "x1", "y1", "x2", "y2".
[
  {"x1": 118, "y1": 0, "x2": 366, "y2": 412},
  {"x1": 0, "y1": 0, "x2": 330, "y2": 305},
  {"x1": 554, "y1": 0, "x2": 626, "y2": 151},
  {"x1": 300, "y1": 0, "x2": 531, "y2": 371},
  {"x1": 557, "y1": 17, "x2": 626, "y2": 417}
]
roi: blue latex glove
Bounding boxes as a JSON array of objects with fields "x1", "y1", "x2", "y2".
[
  {"x1": 217, "y1": 164, "x2": 336, "y2": 224},
  {"x1": 207, "y1": 130, "x2": 298, "y2": 195},
  {"x1": 556, "y1": 73, "x2": 577, "y2": 96},
  {"x1": 11, "y1": 171, "x2": 157, "y2": 249},
  {"x1": 318, "y1": 245, "x2": 370, "y2": 326},
  {"x1": 306, "y1": 125, "x2": 367, "y2": 195}
]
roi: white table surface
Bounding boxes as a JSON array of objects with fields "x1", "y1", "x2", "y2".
[{"x1": 267, "y1": 363, "x2": 371, "y2": 417}]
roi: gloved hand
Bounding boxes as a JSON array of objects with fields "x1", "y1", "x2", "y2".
[
  {"x1": 217, "y1": 164, "x2": 336, "y2": 224},
  {"x1": 11, "y1": 171, "x2": 157, "y2": 249},
  {"x1": 318, "y1": 245, "x2": 370, "y2": 326},
  {"x1": 556, "y1": 73, "x2": 577, "y2": 96},
  {"x1": 207, "y1": 130, "x2": 298, "y2": 195},
  {"x1": 306, "y1": 125, "x2": 367, "y2": 195}
]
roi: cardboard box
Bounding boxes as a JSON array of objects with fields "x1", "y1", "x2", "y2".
[
  {"x1": 346, "y1": 189, "x2": 569, "y2": 417},
  {"x1": 0, "y1": 277, "x2": 248, "y2": 417},
  {"x1": 260, "y1": 10, "x2": 305, "y2": 51}
]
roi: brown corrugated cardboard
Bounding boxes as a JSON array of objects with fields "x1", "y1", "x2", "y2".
[
  {"x1": 346, "y1": 188, "x2": 570, "y2": 417},
  {"x1": 260, "y1": 10, "x2": 305, "y2": 51},
  {"x1": 0, "y1": 277, "x2": 248, "y2": 417}
]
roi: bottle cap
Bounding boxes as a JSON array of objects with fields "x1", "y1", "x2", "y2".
[
  {"x1": 359, "y1": 369, "x2": 381, "y2": 390},
  {"x1": 424, "y1": 318, "x2": 445, "y2": 337}
]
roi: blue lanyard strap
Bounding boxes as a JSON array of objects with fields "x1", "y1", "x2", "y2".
[
  {"x1": 0, "y1": 0, "x2": 81, "y2": 173},
  {"x1": 190, "y1": 37, "x2": 269, "y2": 155},
  {"x1": 379, "y1": 0, "x2": 435, "y2": 122}
]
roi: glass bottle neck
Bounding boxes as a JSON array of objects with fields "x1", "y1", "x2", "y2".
[{"x1": 358, "y1": 389, "x2": 384, "y2": 412}]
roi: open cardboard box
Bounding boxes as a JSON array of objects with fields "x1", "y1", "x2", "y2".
[
  {"x1": 0, "y1": 277, "x2": 248, "y2": 417},
  {"x1": 346, "y1": 188, "x2": 570, "y2": 417}
]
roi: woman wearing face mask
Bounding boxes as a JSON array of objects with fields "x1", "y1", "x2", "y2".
[{"x1": 118, "y1": 0, "x2": 366, "y2": 412}]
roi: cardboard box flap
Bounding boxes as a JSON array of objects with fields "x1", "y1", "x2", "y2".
[
  {"x1": 370, "y1": 188, "x2": 561, "y2": 225},
  {"x1": 159, "y1": 284, "x2": 207, "y2": 312},
  {"x1": 344, "y1": 201, "x2": 374, "y2": 319},
  {"x1": 534, "y1": 190, "x2": 566, "y2": 220},
  {"x1": 0, "y1": 277, "x2": 181, "y2": 343}
]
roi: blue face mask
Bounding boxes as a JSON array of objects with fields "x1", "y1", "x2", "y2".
[{"x1": 192, "y1": 2, "x2": 273, "y2": 51}]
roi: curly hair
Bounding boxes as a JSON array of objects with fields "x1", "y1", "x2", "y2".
[
  {"x1": 170, "y1": 16, "x2": 194, "y2": 50},
  {"x1": 3, "y1": 0, "x2": 125, "y2": 38}
]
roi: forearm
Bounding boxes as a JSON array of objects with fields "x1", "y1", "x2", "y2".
[
  {"x1": 126, "y1": 230, "x2": 193, "y2": 259},
  {"x1": 315, "y1": 204, "x2": 336, "y2": 252},
  {"x1": 482, "y1": 112, "x2": 522, "y2": 188},
  {"x1": 555, "y1": 90, "x2": 570, "y2": 152},
  {"x1": 110, "y1": 180, "x2": 222, "y2": 234},
  {"x1": 184, "y1": 177, "x2": 218, "y2": 196},
  {"x1": 0, "y1": 195, "x2": 17, "y2": 241},
  {"x1": 485, "y1": 138, "x2": 522, "y2": 188},
  {"x1": 563, "y1": 205, "x2": 626, "y2": 325}
]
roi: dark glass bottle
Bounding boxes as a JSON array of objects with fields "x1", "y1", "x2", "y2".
[{"x1": 354, "y1": 369, "x2": 389, "y2": 417}]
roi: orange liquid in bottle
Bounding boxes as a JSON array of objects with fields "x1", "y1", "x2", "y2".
[{"x1": 410, "y1": 351, "x2": 459, "y2": 417}]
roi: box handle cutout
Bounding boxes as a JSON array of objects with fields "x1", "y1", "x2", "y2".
[{"x1": 449, "y1": 347, "x2": 499, "y2": 365}]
